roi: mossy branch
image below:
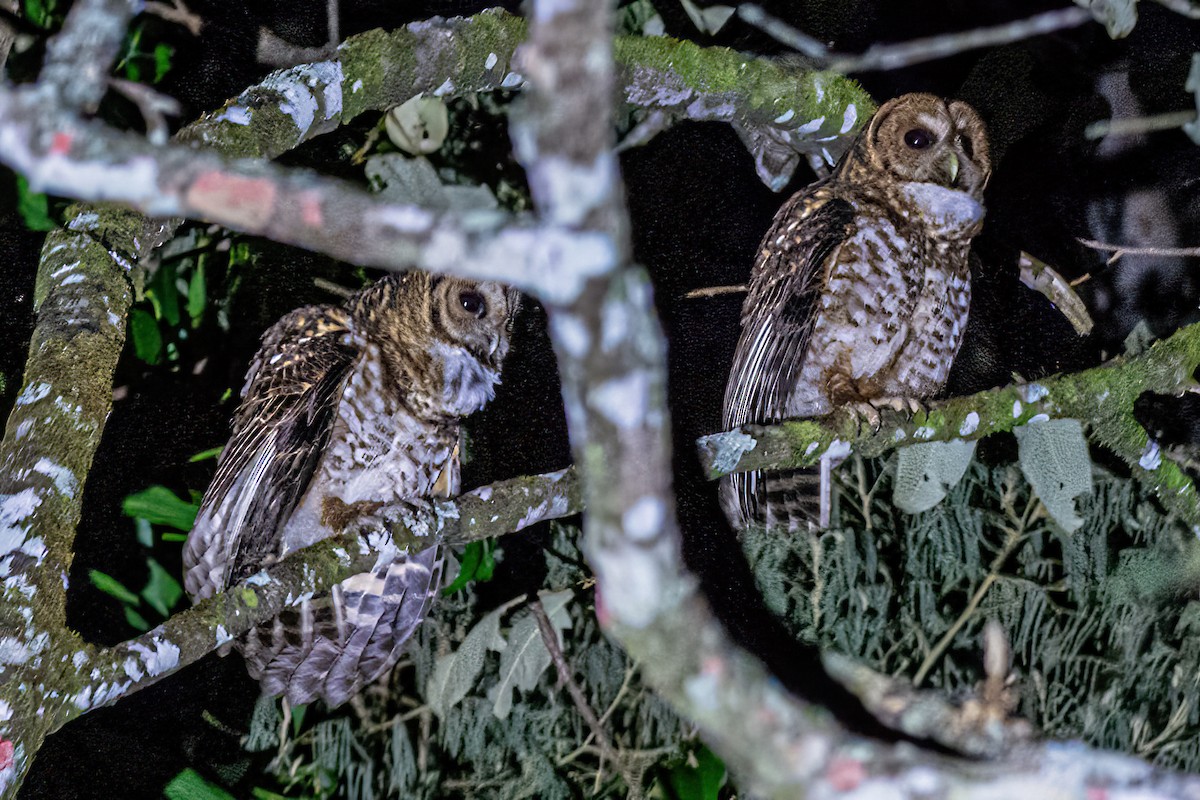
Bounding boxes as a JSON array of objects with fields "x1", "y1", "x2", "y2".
[{"x1": 698, "y1": 321, "x2": 1200, "y2": 525}]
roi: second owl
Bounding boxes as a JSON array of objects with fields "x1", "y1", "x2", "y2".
[{"x1": 722, "y1": 93, "x2": 991, "y2": 531}]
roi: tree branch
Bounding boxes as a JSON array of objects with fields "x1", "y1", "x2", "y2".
[{"x1": 698, "y1": 321, "x2": 1200, "y2": 526}]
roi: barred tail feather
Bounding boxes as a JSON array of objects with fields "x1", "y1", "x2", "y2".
[{"x1": 241, "y1": 546, "x2": 443, "y2": 707}]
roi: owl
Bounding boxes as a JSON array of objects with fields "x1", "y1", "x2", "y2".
[
  {"x1": 183, "y1": 272, "x2": 520, "y2": 706},
  {"x1": 721, "y1": 93, "x2": 991, "y2": 531}
]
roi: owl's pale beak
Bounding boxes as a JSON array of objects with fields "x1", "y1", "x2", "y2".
[{"x1": 945, "y1": 152, "x2": 960, "y2": 187}]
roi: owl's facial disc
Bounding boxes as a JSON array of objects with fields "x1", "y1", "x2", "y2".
[
  {"x1": 868, "y1": 94, "x2": 991, "y2": 199},
  {"x1": 427, "y1": 278, "x2": 521, "y2": 416}
]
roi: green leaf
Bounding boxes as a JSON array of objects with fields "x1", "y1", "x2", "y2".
[
  {"x1": 656, "y1": 745, "x2": 726, "y2": 800},
  {"x1": 141, "y1": 557, "x2": 183, "y2": 616},
  {"x1": 153, "y1": 42, "x2": 175, "y2": 83},
  {"x1": 23, "y1": 0, "x2": 50, "y2": 28},
  {"x1": 89, "y1": 569, "x2": 141, "y2": 606},
  {"x1": 15, "y1": 175, "x2": 56, "y2": 231},
  {"x1": 124, "y1": 605, "x2": 150, "y2": 632},
  {"x1": 893, "y1": 439, "x2": 978, "y2": 514},
  {"x1": 161, "y1": 532, "x2": 189, "y2": 543},
  {"x1": 1014, "y1": 417, "x2": 1093, "y2": 533},
  {"x1": 290, "y1": 704, "x2": 307, "y2": 736},
  {"x1": 129, "y1": 308, "x2": 163, "y2": 365},
  {"x1": 148, "y1": 261, "x2": 180, "y2": 326},
  {"x1": 188, "y1": 446, "x2": 223, "y2": 463},
  {"x1": 443, "y1": 541, "x2": 483, "y2": 595},
  {"x1": 122, "y1": 485, "x2": 200, "y2": 531},
  {"x1": 488, "y1": 589, "x2": 573, "y2": 719},
  {"x1": 426, "y1": 604, "x2": 507, "y2": 718},
  {"x1": 164, "y1": 768, "x2": 236, "y2": 800},
  {"x1": 187, "y1": 258, "x2": 206, "y2": 325}
]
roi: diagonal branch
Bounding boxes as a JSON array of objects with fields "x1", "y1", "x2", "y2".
[{"x1": 697, "y1": 321, "x2": 1200, "y2": 525}]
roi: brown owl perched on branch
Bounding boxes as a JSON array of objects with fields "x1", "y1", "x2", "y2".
[
  {"x1": 183, "y1": 272, "x2": 519, "y2": 706},
  {"x1": 721, "y1": 93, "x2": 991, "y2": 531}
]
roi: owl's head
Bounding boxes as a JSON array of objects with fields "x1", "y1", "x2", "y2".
[
  {"x1": 353, "y1": 272, "x2": 521, "y2": 419},
  {"x1": 851, "y1": 93, "x2": 991, "y2": 200}
]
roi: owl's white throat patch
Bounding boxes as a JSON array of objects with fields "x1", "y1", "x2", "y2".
[
  {"x1": 428, "y1": 340, "x2": 499, "y2": 417},
  {"x1": 900, "y1": 182, "x2": 984, "y2": 237}
]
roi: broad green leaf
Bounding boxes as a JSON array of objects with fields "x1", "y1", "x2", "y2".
[
  {"x1": 164, "y1": 768, "x2": 236, "y2": 800},
  {"x1": 153, "y1": 42, "x2": 174, "y2": 83},
  {"x1": 442, "y1": 539, "x2": 497, "y2": 595},
  {"x1": 23, "y1": 0, "x2": 50, "y2": 28},
  {"x1": 89, "y1": 569, "x2": 140, "y2": 606},
  {"x1": 893, "y1": 439, "x2": 978, "y2": 514},
  {"x1": 122, "y1": 485, "x2": 200, "y2": 531},
  {"x1": 124, "y1": 605, "x2": 150, "y2": 632},
  {"x1": 489, "y1": 589, "x2": 573, "y2": 719},
  {"x1": 187, "y1": 258, "x2": 206, "y2": 325},
  {"x1": 142, "y1": 557, "x2": 183, "y2": 616},
  {"x1": 653, "y1": 745, "x2": 726, "y2": 800},
  {"x1": 161, "y1": 532, "x2": 188, "y2": 543},
  {"x1": 1014, "y1": 417, "x2": 1093, "y2": 532},
  {"x1": 128, "y1": 308, "x2": 163, "y2": 364},
  {"x1": 426, "y1": 604, "x2": 507, "y2": 718},
  {"x1": 15, "y1": 175, "x2": 55, "y2": 231},
  {"x1": 149, "y1": 261, "x2": 181, "y2": 326}
]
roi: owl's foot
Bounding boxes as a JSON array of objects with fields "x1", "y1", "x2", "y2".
[
  {"x1": 346, "y1": 498, "x2": 439, "y2": 546},
  {"x1": 845, "y1": 396, "x2": 926, "y2": 433}
]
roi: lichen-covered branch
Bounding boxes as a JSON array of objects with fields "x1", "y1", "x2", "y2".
[
  {"x1": 1, "y1": 466, "x2": 580, "y2": 792},
  {"x1": 698, "y1": 321, "x2": 1200, "y2": 526}
]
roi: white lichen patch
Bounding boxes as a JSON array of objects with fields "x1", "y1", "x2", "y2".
[
  {"x1": 214, "y1": 105, "x2": 252, "y2": 126},
  {"x1": 706, "y1": 431, "x2": 756, "y2": 475},
  {"x1": 589, "y1": 542, "x2": 665, "y2": 629},
  {"x1": 826, "y1": 439, "x2": 852, "y2": 461},
  {"x1": 683, "y1": 670, "x2": 721, "y2": 712},
  {"x1": 959, "y1": 411, "x2": 980, "y2": 436},
  {"x1": 774, "y1": 108, "x2": 795, "y2": 124},
  {"x1": 0, "y1": 488, "x2": 43, "y2": 558},
  {"x1": 1013, "y1": 400, "x2": 1023, "y2": 418},
  {"x1": 50, "y1": 260, "x2": 80, "y2": 279},
  {"x1": 795, "y1": 116, "x2": 825, "y2": 135},
  {"x1": 17, "y1": 382, "x2": 51, "y2": 406},
  {"x1": 840, "y1": 104, "x2": 858, "y2": 133},
  {"x1": 622, "y1": 497, "x2": 664, "y2": 542},
  {"x1": 894, "y1": 428, "x2": 907, "y2": 442},
  {"x1": 0, "y1": 636, "x2": 31, "y2": 665},
  {"x1": 532, "y1": 153, "x2": 617, "y2": 228},
  {"x1": 485, "y1": 52, "x2": 499, "y2": 70},
  {"x1": 433, "y1": 78, "x2": 455, "y2": 96},
  {"x1": 1028, "y1": 413, "x2": 1050, "y2": 424},
  {"x1": 67, "y1": 211, "x2": 100, "y2": 231},
  {"x1": 913, "y1": 426, "x2": 935, "y2": 440},
  {"x1": 805, "y1": 441, "x2": 819, "y2": 456},
  {"x1": 73, "y1": 650, "x2": 88, "y2": 670},
  {"x1": 591, "y1": 372, "x2": 649, "y2": 431},
  {"x1": 1139, "y1": 440, "x2": 1162, "y2": 470},
  {"x1": 61, "y1": 273, "x2": 85, "y2": 286},
  {"x1": 549, "y1": 313, "x2": 590, "y2": 359},
  {"x1": 216, "y1": 625, "x2": 233, "y2": 646},
  {"x1": 351, "y1": 78, "x2": 363, "y2": 93},
  {"x1": 600, "y1": 299, "x2": 629, "y2": 354},
  {"x1": 500, "y1": 71, "x2": 524, "y2": 89},
  {"x1": 1023, "y1": 383, "x2": 1049, "y2": 402},
  {"x1": 130, "y1": 636, "x2": 181, "y2": 676},
  {"x1": 0, "y1": 698, "x2": 11, "y2": 722},
  {"x1": 34, "y1": 459, "x2": 77, "y2": 498}
]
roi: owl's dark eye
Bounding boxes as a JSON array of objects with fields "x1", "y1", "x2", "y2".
[
  {"x1": 904, "y1": 128, "x2": 934, "y2": 149},
  {"x1": 458, "y1": 290, "x2": 487, "y2": 319}
]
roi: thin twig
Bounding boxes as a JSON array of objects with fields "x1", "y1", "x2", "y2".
[
  {"x1": 1077, "y1": 237, "x2": 1200, "y2": 258},
  {"x1": 312, "y1": 276, "x2": 356, "y2": 298},
  {"x1": 107, "y1": 77, "x2": 181, "y2": 145},
  {"x1": 144, "y1": 0, "x2": 203, "y2": 35},
  {"x1": 738, "y1": 4, "x2": 1092, "y2": 73},
  {"x1": 1085, "y1": 110, "x2": 1197, "y2": 140},
  {"x1": 530, "y1": 600, "x2": 632, "y2": 790},
  {"x1": 1151, "y1": 0, "x2": 1200, "y2": 19},
  {"x1": 683, "y1": 284, "x2": 747, "y2": 299}
]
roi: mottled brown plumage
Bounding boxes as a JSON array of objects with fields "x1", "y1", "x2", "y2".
[
  {"x1": 721, "y1": 93, "x2": 991, "y2": 530},
  {"x1": 183, "y1": 272, "x2": 519, "y2": 706}
]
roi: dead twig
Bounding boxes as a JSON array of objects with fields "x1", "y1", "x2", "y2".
[
  {"x1": 530, "y1": 600, "x2": 636, "y2": 795},
  {"x1": 144, "y1": 0, "x2": 203, "y2": 36},
  {"x1": 683, "y1": 284, "x2": 747, "y2": 299},
  {"x1": 1077, "y1": 237, "x2": 1200, "y2": 258},
  {"x1": 1084, "y1": 110, "x2": 1197, "y2": 140},
  {"x1": 737, "y1": 4, "x2": 1092, "y2": 73},
  {"x1": 108, "y1": 77, "x2": 181, "y2": 145}
]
